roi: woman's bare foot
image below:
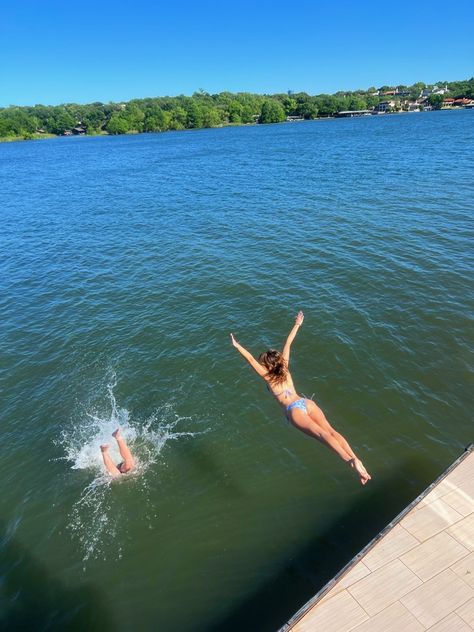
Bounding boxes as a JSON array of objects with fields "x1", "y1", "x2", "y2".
[
  {"x1": 100, "y1": 444, "x2": 109, "y2": 452},
  {"x1": 350, "y1": 458, "x2": 371, "y2": 485},
  {"x1": 112, "y1": 428, "x2": 121, "y2": 439}
]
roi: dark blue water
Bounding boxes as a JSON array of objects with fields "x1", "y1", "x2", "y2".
[{"x1": 0, "y1": 110, "x2": 473, "y2": 631}]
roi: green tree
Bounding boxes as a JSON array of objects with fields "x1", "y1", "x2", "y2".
[
  {"x1": 169, "y1": 107, "x2": 187, "y2": 130},
  {"x1": 240, "y1": 105, "x2": 255, "y2": 123},
  {"x1": 279, "y1": 95, "x2": 297, "y2": 115},
  {"x1": 315, "y1": 95, "x2": 339, "y2": 116},
  {"x1": 80, "y1": 103, "x2": 108, "y2": 133},
  {"x1": 202, "y1": 106, "x2": 222, "y2": 128},
  {"x1": 292, "y1": 94, "x2": 318, "y2": 119},
  {"x1": 0, "y1": 108, "x2": 38, "y2": 136},
  {"x1": 106, "y1": 112, "x2": 130, "y2": 134},
  {"x1": 447, "y1": 77, "x2": 474, "y2": 98},
  {"x1": 186, "y1": 102, "x2": 204, "y2": 128},
  {"x1": 29, "y1": 104, "x2": 52, "y2": 129},
  {"x1": 46, "y1": 108, "x2": 76, "y2": 134},
  {"x1": 123, "y1": 103, "x2": 145, "y2": 132},
  {"x1": 347, "y1": 95, "x2": 368, "y2": 110},
  {"x1": 228, "y1": 101, "x2": 243, "y2": 123},
  {"x1": 366, "y1": 95, "x2": 379, "y2": 109},
  {"x1": 259, "y1": 99, "x2": 285, "y2": 124},
  {"x1": 144, "y1": 105, "x2": 167, "y2": 131},
  {"x1": 428, "y1": 94, "x2": 444, "y2": 109},
  {"x1": 299, "y1": 101, "x2": 318, "y2": 119}
]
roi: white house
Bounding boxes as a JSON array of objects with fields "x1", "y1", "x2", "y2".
[
  {"x1": 432, "y1": 85, "x2": 449, "y2": 95},
  {"x1": 422, "y1": 85, "x2": 449, "y2": 98}
]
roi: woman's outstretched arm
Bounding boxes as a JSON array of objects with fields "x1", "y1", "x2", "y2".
[
  {"x1": 230, "y1": 333, "x2": 267, "y2": 377},
  {"x1": 282, "y1": 311, "x2": 304, "y2": 363}
]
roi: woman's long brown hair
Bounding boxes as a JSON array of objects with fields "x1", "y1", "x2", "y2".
[{"x1": 258, "y1": 349, "x2": 288, "y2": 385}]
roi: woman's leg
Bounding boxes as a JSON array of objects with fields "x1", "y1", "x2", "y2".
[
  {"x1": 100, "y1": 445, "x2": 121, "y2": 477},
  {"x1": 305, "y1": 399, "x2": 371, "y2": 484},
  {"x1": 289, "y1": 408, "x2": 353, "y2": 461},
  {"x1": 290, "y1": 403, "x2": 371, "y2": 485},
  {"x1": 305, "y1": 399, "x2": 358, "y2": 459},
  {"x1": 112, "y1": 428, "x2": 135, "y2": 472}
]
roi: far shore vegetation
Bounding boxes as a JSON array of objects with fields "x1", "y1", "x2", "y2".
[{"x1": 1, "y1": 77, "x2": 473, "y2": 142}]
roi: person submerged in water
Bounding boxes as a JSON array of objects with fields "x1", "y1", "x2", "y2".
[
  {"x1": 230, "y1": 311, "x2": 371, "y2": 485},
  {"x1": 100, "y1": 428, "x2": 135, "y2": 477}
]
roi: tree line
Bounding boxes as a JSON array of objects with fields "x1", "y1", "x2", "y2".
[{"x1": 1, "y1": 78, "x2": 473, "y2": 140}]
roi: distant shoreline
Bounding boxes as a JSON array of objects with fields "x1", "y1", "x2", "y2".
[
  {"x1": 1, "y1": 107, "x2": 472, "y2": 145},
  {"x1": 1, "y1": 79, "x2": 473, "y2": 143}
]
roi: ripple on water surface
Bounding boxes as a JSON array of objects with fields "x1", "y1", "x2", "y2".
[{"x1": 0, "y1": 111, "x2": 472, "y2": 631}]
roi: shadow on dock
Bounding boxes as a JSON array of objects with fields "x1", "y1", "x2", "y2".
[
  {"x1": 206, "y1": 453, "x2": 445, "y2": 632},
  {"x1": 0, "y1": 519, "x2": 113, "y2": 632}
]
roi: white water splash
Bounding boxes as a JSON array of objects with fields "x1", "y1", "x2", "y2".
[{"x1": 59, "y1": 374, "x2": 199, "y2": 563}]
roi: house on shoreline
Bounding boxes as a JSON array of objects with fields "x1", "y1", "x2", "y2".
[
  {"x1": 61, "y1": 125, "x2": 87, "y2": 136},
  {"x1": 443, "y1": 97, "x2": 474, "y2": 108}
]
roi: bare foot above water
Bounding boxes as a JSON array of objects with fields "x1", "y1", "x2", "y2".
[{"x1": 351, "y1": 458, "x2": 372, "y2": 485}]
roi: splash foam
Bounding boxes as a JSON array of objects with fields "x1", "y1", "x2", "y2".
[{"x1": 60, "y1": 373, "x2": 199, "y2": 562}]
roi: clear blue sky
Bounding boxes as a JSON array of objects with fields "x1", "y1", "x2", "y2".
[{"x1": 1, "y1": 0, "x2": 473, "y2": 107}]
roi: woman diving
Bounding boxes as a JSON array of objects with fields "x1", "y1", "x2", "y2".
[{"x1": 230, "y1": 311, "x2": 371, "y2": 485}]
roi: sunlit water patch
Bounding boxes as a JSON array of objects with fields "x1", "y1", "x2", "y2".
[{"x1": 58, "y1": 374, "x2": 201, "y2": 562}]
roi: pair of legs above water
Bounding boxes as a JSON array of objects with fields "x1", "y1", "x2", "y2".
[
  {"x1": 100, "y1": 428, "x2": 135, "y2": 477},
  {"x1": 288, "y1": 398, "x2": 371, "y2": 485}
]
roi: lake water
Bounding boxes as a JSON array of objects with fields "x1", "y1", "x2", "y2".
[{"x1": 0, "y1": 110, "x2": 473, "y2": 631}]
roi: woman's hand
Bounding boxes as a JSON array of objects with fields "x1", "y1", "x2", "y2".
[
  {"x1": 295, "y1": 310, "x2": 304, "y2": 326},
  {"x1": 230, "y1": 333, "x2": 239, "y2": 347}
]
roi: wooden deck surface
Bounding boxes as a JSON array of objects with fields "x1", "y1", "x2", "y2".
[{"x1": 283, "y1": 446, "x2": 474, "y2": 632}]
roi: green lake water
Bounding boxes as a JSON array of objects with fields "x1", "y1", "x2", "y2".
[{"x1": 0, "y1": 110, "x2": 473, "y2": 630}]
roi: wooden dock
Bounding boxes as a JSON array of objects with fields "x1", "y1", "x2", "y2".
[{"x1": 282, "y1": 445, "x2": 474, "y2": 631}]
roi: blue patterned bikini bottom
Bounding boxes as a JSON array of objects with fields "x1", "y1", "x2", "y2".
[{"x1": 286, "y1": 398, "x2": 307, "y2": 414}]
